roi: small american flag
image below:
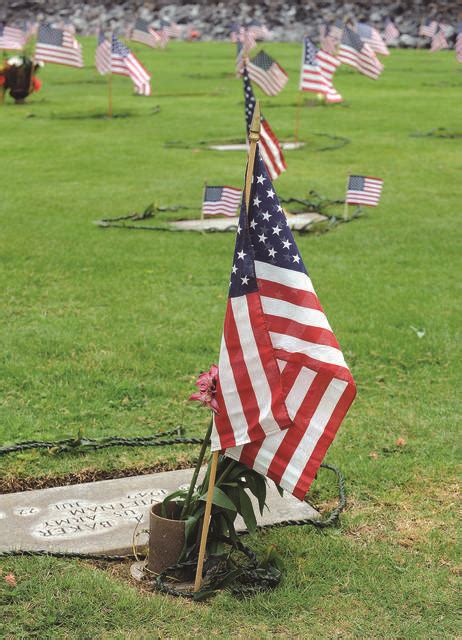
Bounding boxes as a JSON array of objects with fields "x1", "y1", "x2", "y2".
[
  {"x1": 346, "y1": 175, "x2": 383, "y2": 207},
  {"x1": 202, "y1": 186, "x2": 242, "y2": 217},
  {"x1": 111, "y1": 35, "x2": 151, "y2": 96},
  {"x1": 247, "y1": 50, "x2": 288, "y2": 96},
  {"x1": 356, "y1": 22, "x2": 389, "y2": 56},
  {"x1": 430, "y1": 27, "x2": 449, "y2": 52},
  {"x1": 35, "y1": 24, "x2": 83, "y2": 68},
  {"x1": 337, "y1": 26, "x2": 383, "y2": 80},
  {"x1": 0, "y1": 24, "x2": 26, "y2": 50},
  {"x1": 235, "y1": 29, "x2": 256, "y2": 74},
  {"x1": 212, "y1": 151, "x2": 356, "y2": 500},
  {"x1": 244, "y1": 65, "x2": 286, "y2": 180},
  {"x1": 456, "y1": 23, "x2": 462, "y2": 63},
  {"x1": 95, "y1": 31, "x2": 111, "y2": 75},
  {"x1": 383, "y1": 18, "x2": 400, "y2": 44},
  {"x1": 131, "y1": 18, "x2": 162, "y2": 49},
  {"x1": 248, "y1": 21, "x2": 272, "y2": 41},
  {"x1": 319, "y1": 22, "x2": 342, "y2": 55},
  {"x1": 160, "y1": 19, "x2": 182, "y2": 39},
  {"x1": 299, "y1": 37, "x2": 332, "y2": 95},
  {"x1": 419, "y1": 19, "x2": 438, "y2": 37}
]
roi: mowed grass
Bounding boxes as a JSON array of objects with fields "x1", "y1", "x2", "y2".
[{"x1": 0, "y1": 41, "x2": 460, "y2": 638}]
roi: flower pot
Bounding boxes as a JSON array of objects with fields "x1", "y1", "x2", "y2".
[{"x1": 146, "y1": 501, "x2": 186, "y2": 575}]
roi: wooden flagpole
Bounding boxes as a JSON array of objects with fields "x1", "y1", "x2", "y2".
[
  {"x1": 200, "y1": 181, "x2": 207, "y2": 223},
  {"x1": 193, "y1": 102, "x2": 261, "y2": 594},
  {"x1": 107, "y1": 72, "x2": 113, "y2": 118},
  {"x1": 294, "y1": 91, "x2": 302, "y2": 143},
  {"x1": 343, "y1": 175, "x2": 350, "y2": 220}
]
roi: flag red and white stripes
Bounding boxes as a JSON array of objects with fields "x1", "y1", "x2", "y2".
[
  {"x1": 35, "y1": 25, "x2": 83, "y2": 68},
  {"x1": 356, "y1": 22, "x2": 390, "y2": 56},
  {"x1": 0, "y1": 25, "x2": 26, "y2": 50},
  {"x1": 131, "y1": 18, "x2": 162, "y2": 48},
  {"x1": 247, "y1": 50, "x2": 288, "y2": 96},
  {"x1": 419, "y1": 20, "x2": 438, "y2": 37},
  {"x1": 430, "y1": 28, "x2": 449, "y2": 52},
  {"x1": 384, "y1": 19, "x2": 400, "y2": 44},
  {"x1": 346, "y1": 175, "x2": 383, "y2": 206},
  {"x1": 95, "y1": 31, "x2": 111, "y2": 74},
  {"x1": 212, "y1": 151, "x2": 356, "y2": 500},
  {"x1": 202, "y1": 186, "x2": 242, "y2": 217},
  {"x1": 315, "y1": 49, "x2": 343, "y2": 102}
]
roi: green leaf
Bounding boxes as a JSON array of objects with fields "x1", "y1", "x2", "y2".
[
  {"x1": 200, "y1": 486, "x2": 237, "y2": 512},
  {"x1": 237, "y1": 488, "x2": 257, "y2": 534},
  {"x1": 244, "y1": 473, "x2": 267, "y2": 515}
]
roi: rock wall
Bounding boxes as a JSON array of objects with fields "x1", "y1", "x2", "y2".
[{"x1": 3, "y1": 1, "x2": 461, "y2": 44}]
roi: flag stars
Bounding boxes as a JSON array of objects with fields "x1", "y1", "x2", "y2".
[
  {"x1": 292, "y1": 254, "x2": 301, "y2": 264},
  {"x1": 261, "y1": 211, "x2": 271, "y2": 221},
  {"x1": 256, "y1": 174, "x2": 265, "y2": 184},
  {"x1": 258, "y1": 232, "x2": 268, "y2": 243},
  {"x1": 237, "y1": 250, "x2": 246, "y2": 260},
  {"x1": 250, "y1": 219, "x2": 257, "y2": 229},
  {"x1": 266, "y1": 188, "x2": 275, "y2": 199},
  {"x1": 276, "y1": 205, "x2": 283, "y2": 213},
  {"x1": 282, "y1": 239, "x2": 292, "y2": 249},
  {"x1": 272, "y1": 225, "x2": 282, "y2": 236},
  {"x1": 268, "y1": 247, "x2": 277, "y2": 258},
  {"x1": 241, "y1": 275, "x2": 250, "y2": 285},
  {"x1": 237, "y1": 224, "x2": 242, "y2": 234},
  {"x1": 232, "y1": 264, "x2": 238, "y2": 274},
  {"x1": 253, "y1": 195, "x2": 261, "y2": 207}
]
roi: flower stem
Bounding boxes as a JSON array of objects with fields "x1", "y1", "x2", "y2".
[{"x1": 180, "y1": 415, "x2": 213, "y2": 520}]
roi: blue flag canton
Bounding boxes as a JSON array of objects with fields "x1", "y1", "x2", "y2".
[
  {"x1": 250, "y1": 50, "x2": 274, "y2": 71},
  {"x1": 348, "y1": 175, "x2": 365, "y2": 190},
  {"x1": 229, "y1": 152, "x2": 307, "y2": 299},
  {"x1": 303, "y1": 37, "x2": 318, "y2": 65},
  {"x1": 112, "y1": 35, "x2": 130, "y2": 56},
  {"x1": 342, "y1": 25, "x2": 363, "y2": 52},
  {"x1": 38, "y1": 24, "x2": 64, "y2": 46}
]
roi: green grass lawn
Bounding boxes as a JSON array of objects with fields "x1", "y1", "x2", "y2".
[{"x1": 0, "y1": 41, "x2": 460, "y2": 638}]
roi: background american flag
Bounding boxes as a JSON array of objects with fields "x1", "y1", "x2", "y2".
[
  {"x1": 247, "y1": 50, "x2": 288, "y2": 96},
  {"x1": 202, "y1": 186, "x2": 242, "y2": 217},
  {"x1": 346, "y1": 175, "x2": 384, "y2": 206}
]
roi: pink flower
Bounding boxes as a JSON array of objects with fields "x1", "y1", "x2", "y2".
[
  {"x1": 189, "y1": 364, "x2": 219, "y2": 413},
  {"x1": 4, "y1": 573, "x2": 16, "y2": 587}
]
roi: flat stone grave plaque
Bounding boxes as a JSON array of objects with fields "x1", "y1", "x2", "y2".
[
  {"x1": 0, "y1": 468, "x2": 319, "y2": 555},
  {"x1": 170, "y1": 212, "x2": 326, "y2": 233}
]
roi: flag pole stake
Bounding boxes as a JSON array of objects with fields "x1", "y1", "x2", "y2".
[
  {"x1": 193, "y1": 103, "x2": 261, "y2": 594},
  {"x1": 245, "y1": 100, "x2": 261, "y2": 212},
  {"x1": 107, "y1": 73, "x2": 113, "y2": 118},
  {"x1": 343, "y1": 175, "x2": 350, "y2": 220},
  {"x1": 294, "y1": 91, "x2": 302, "y2": 143},
  {"x1": 201, "y1": 181, "x2": 206, "y2": 223},
  {"x1": 193, "y1": 450, "x2": 219, "y2": 592}
]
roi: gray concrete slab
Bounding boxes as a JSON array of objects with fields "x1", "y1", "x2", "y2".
[
  {"x1": 0, "y1": 468, "x2": 319, "y2": 555},
  {"x1": 170, "y1": 212, "x2": 326, "y2": 232}
]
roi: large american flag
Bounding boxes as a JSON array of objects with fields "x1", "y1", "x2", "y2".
[
  {"x1": 244, "y1": 66, "x2": 286, "y2": 180},
  {"x1": 337, "y1": 26, "x2": 383, "y2": 80},
  {"x1": 0, "y1": 24, "x2": 26, "y2": 50},
  {"x1": 202, "y1": 186, "x2": 242, "y2": 217},
  {"x1": 95, "y1": 31, "x2": 111, "y2": 75},
  {"x1": 35, "y1": 24, "x2": 83, "y2": 68},
  {"x1": 383, "y1": 18, "x2": 400, "y2": 44},
  {"x1": 111, "y1": 35, "x2": 151, "y2": 96},
  {"x1": 430, "y1": 27, "x2": 449, "y2": 52},
  {"x1": 419, "y1": 19, "x2": 438, "y2": 37},
  {"x1": 131, "y1": 18, "x2": 162, "y2": 48},
  {"x1": 346, "y1": 175, "x2": 383, "y2": 206},
  {"x1": 212, "y1": 152, "x2": 356, "y2": 500},
  {"x1": 247, "y1": 50, "x2": 288, "y2": 96},
  {"x1": 456, "y1": 23, "x2": 462, "y2": 63},
  {"x1": 356, "y1": 22, "x2": 389, "y2": 56}
]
